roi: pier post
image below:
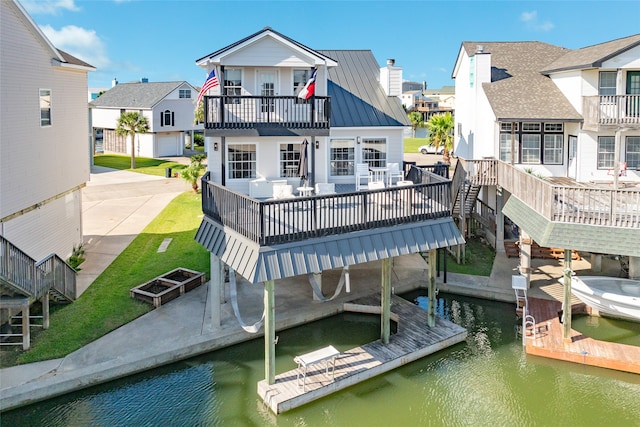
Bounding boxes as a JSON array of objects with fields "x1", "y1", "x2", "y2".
[
  {"x1": 381, "y1": 258, "x2": 391, "y2": 344},
  {"x1": 562, "y1": 250, "x2": 572, "y2": 342},
  {"x1": 209, "y1": 255, "x2": 222, "y2": 329},
  {"x1": 427, "y1": 249, "x2": 436, "y2": 327},
  {"x1": 265, "y1": 279, "x2": 276, "y2": 384}
]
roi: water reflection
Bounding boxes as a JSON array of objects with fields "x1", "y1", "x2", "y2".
[{"x1": 3, "y1": 292, "x2": 639, "y2": 426}]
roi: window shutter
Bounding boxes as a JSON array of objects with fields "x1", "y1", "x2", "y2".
[
  {"x1": 160, "y1": 112, "x2": 164, "y2": 127},
  {"x1": 172, "y1": 112, "x2": 175, "y2": 127}
]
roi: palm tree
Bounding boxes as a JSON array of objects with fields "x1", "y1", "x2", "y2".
[
  {"x1": 115, "y1": 111, "x2": 149, "y2": 169},
  {"x1": 408, "y1": 111, "x2": 423, "y2": 138},
  {"x1": 426, "y1": 112, "x2": 454, "y2": 164},
  {"x1": 181, "y1": 154, "x2": 207, "y2": 192}
]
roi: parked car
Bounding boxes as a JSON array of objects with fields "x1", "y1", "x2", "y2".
[{"x1": 418, "y1": 144, "x2": 444, "y2": 155}]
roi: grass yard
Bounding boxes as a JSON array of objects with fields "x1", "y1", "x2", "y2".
[
  {"x1": 3, "y1": 191, "x2": 210, "y2": 367},
  {"x1": 404, "y1": 137, "x2": 430, "y2": 153},
  {"x1": 444, "y1": 237, "x2": 495, "y2": 276},
  {"x1": 94, "y1": 154, "x2": 190, "y2": 177}
]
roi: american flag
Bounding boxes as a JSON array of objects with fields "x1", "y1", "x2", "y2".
[{"x1": 196, "y1": 68, "x2": 219, "y2": 107}]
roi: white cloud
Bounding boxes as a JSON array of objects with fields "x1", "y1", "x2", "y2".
[
  {"x1": 40, "y1": 24, "x2": 110, "y2": 69},
  {"x1": 520, "y1": 10, "x2": 554, "y2": 32},
  {"x1": 21, "y1": 0, "x2": 79, "y2": 15}
]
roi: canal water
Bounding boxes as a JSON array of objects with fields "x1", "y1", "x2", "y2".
[{"x1": 3, "y1": 292, "x2": 640, "y2": 426}]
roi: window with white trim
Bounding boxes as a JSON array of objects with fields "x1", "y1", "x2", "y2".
[
  {"x1": 597, "y1": 136, "x2": 615, "y2": 169},
  {"x1": 279, "y1": 143, "x2": 300, "y2": 178},
  {"x1": 521, "y1": 134, "x2": 541, "y2": 164},
  {"x1": 362, "y1": 138, "x2": 387, "y2": 168},
  {"x1": 599, "y1": 71, "x2": 617, "y2": 96},
  {"x1": 224, "y1": 68, "x2": 242, "y2": 104},
  {"x1": 499, "y1": 133, "x2": 519, "y2": 162},
  {"x1": 626, "y1": 136, "x2": 640, "y2": 169},
  {"x1": 543, "y1": 134, "x2": 563, "y2": 164},
  {"x1": 330, "y1": 139, "x2": 355, "y2": 176},
  {"x1": 228, "y1": 143, "x2": 256, "y2": 179},
  {"x1": 179, "y1": 89, "x2": 191, "y2": 99},
  {"x1": 40, "y1": 89, "x2": 51, "y2": 126}
]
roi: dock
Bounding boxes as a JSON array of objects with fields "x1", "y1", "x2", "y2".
[
  {"x1": 524, "y1": 297, "x2": 640, "y2": 374},
  {"x1": 257, "y1": 294, "x2": 467, "y2": 414}
]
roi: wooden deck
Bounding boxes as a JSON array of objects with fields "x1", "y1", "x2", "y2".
[
  {"x1": 257, "y1": 294, "x2": 467, "y2": 414},
  {"x1": 524, "y1": 297, "x2": 640, "y2": 374}
]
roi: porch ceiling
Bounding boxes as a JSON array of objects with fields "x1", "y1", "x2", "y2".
[
  {"x1": 503, "y1": 196, "x2": 640, "y2": 258},
  {"x1": 195, "y1": 216, "x2": 464, "y2": 284}
]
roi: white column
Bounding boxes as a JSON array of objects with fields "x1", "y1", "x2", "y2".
[
  {"x1": 312, "y1": 272, "x2": 322, "y2": 301},
  {"x1": 519, "y1": 232, "x2": 532, "y2": 288},
  {"x1": 381, "y1": 258, "x2": 391, "y2": 344},
  {"x1": 427, "y1": 249, "x2": 437, "y2": 327},
  {"x1": 209, "y1": 254, "x2": 222, "y2": 329},
  {"x1": 264, "y1": 280, "x2": 275, "y2": 385}
]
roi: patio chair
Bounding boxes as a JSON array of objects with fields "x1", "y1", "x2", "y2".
[
  {"x1": 356, "y1": 163, "x2": 371, "y2": 191},
  {"x1": 386, "y1": 163, "x2": 403, "y2": 186},
  {"x1": 315, "y1": 183, "x2": 336, "y2": 195},
  {"x1": 273, "y1": 183, "x2": 293, "y2": 199}
]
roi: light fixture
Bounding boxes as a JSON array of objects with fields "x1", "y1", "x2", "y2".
[
  {"x1": 315, "y1": 140, "x2": 319, "y2": 149},
  {"x1": 214, "y1": 142, "x2": 219, "y2": 151},
  {"x1": 357, "y1": 136, "x2": 361, "y2": 144}
]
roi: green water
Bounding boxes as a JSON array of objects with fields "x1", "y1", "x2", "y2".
[{"x1": 3, "y1": 292, "x2": 640, "y2": 426}]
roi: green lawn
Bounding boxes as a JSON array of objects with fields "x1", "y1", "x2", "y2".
[
  {"x1": 8, "y1": 191, "x2": 210, "y2": 366},
  {"x1": 94, "y1": 154, "x2": 190, "y2": 177},
  {"x1": 444, "y1": 237, "x2": 495, "y2": 276},
  {"x1": 404, "y1": 137, "x2": 430, "y2": 153}
]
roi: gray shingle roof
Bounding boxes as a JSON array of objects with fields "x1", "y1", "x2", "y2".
[
  {"x1": 541, "y1": 34, "x2": 640, "y2": 74},
  {"x1": 461, "y1": 42, "x2": 582, "y2": 121},
  {"x1": 319, "y1": 50, "x2": 410, "y2": 128},
  {"x1": 89, "y1": 81, "x2": 192, "y2": 109}
]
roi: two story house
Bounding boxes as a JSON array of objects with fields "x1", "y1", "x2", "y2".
[
  {"x1": 192, "y1": 28, "x2": 465, "y2": 390},
  {"x1": 89, "y1": 80, "x2": 203, "y2": 158},
  {"x1": 1, "y1": 0, "x2": 93, "y2": 346},
  {"x1": 450, "y1": 34, "x2": 640, "y2": 335}
]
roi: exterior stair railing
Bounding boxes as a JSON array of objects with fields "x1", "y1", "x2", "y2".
[{"x1": 0, "y1": 235, "x2": 76, "y2": 302}]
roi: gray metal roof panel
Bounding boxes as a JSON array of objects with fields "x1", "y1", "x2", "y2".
[
  {"x1": 319, "y1": 50, "x2": 410, "y2": 128},
  {"x1": 89, "y1": 81, "x2": 193, "y2": 109},
  {"x1": 195, "y1": 216, "x2": 464, "y2": 283}
]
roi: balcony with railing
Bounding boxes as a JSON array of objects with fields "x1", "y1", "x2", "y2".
[
  {"x1": 200, "y1": 170, "x2": 452, "y2": 246},
  {"x1": 459, "y1": 159, "x2": 640, "y2": 229},
  {"x1": 203, "y1": 95, "x2": 331, "y2": 136},
  {"x1": 583, "y1": 95, "x2": 640, "y2": 130}
]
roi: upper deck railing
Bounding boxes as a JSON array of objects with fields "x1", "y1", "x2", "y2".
[
  {"x1": 203, "y1": 95, "x2": 330, "y2": 131},
  {"x1": 459, "y1": 159, "x2": 640, "y2": 228},
  {"x1": 200, "y1": 170, "x2": 452, "y2": 246},
  {"x1": 583, "y1": 95, "x2": 640, "y2": 129}
]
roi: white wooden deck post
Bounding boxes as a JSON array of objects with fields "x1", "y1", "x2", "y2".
[
  {"x1": 519, "y1": 232, "x2": 532, "y2": 287},
  {"x1": 427, "y1": 249, "x2": 437, "y2": 327},
  {"x1": 22, "y1": 303, "x2": 30, "y2": 350},
  {"x1": 381, "y1": 258, "x2": 391, "y2": 344},
  {"x1": 496, "y1": 187, "x2": 505, "y2": 254},
  {"x1": 41, "y1": 291, "x2": 49, "y2": 329},
  {"x1": 562, "y1": 250, "x2": 572, "y2": 342},
  {"x1": 209, "y1": 254, "x2": 222, "y2": 329},
  {"x1": 265, "y1": 279, "x2": 276, "y2": 384}
]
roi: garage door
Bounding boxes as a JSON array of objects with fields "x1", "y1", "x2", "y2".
[{"x1": 157, "y1": 135, "x2": 178, "y2": 157}]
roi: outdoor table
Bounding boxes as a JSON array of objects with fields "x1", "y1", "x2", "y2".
[{"x1": 369, "y1": 166, "x2": 389, "y2": 183}]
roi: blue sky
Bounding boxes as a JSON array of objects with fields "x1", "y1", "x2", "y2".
[{"x1": 22, "y1": 0, "x2": 640, "y2": 90}]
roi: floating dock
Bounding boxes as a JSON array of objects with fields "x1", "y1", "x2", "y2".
[
  {"x1": 257, "y1": 294, "x2": 467, "y2": 414},
  {"x1": 524, "y1": 297, "x2": 640, "y2": 374}
]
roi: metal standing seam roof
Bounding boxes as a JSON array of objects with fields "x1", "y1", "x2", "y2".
[
  {"x1": 195, "y1": 216, "x2": 464, "y2": 284},
  {"x1": 89, "y1": 81, "x2": 195, "y2": 109},
  {"x1": 461, "y1": 41, "x2": 582, "y2": 122},
  {"x1": 319, "y1": 50, "x2": 410, "y2": 128}
]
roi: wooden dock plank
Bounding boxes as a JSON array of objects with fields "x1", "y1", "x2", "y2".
[
  {"x1": 257, "y1": 295, "x2": 467, "y2": 414},
  {"x1": 524, "y1": 297, "x2": 640, "y2": 374}
]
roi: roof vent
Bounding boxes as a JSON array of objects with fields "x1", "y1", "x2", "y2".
[
  {"x1": 141, "y1": 77, "x2": 149, "y2": 83},
  {"x1": 476, "y1": 45, "x2": 485, "y2": 53},
  {"x1": 387, "y1": 58, "x2": 395, "y2": 66}
]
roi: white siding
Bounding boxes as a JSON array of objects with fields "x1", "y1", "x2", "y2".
[
  {"x1": 224, "y1": 36, "x2": 313, "y2": 68},
  {"x1": 1, "y1": 1, "x2": 89, "y2": 260}
]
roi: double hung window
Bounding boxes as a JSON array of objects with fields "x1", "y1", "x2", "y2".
[
  {"x1": 597, "y1": 136, "x2": 615, "y2": 169},
  {"x1": 330, "y1": 139, "x2": 355, "y2": 176},
  {"x1": 361, "y1": 138, "x2": 387, "y2": 168},
  {"x1": 279, "y1": 143, "x2": 301, "y2": 178},
  {"x1": 228, "y1": 143, "x2": 256, "y2": 179},
  {"x1": 626, "y1": 136, "x2": 640, "y2": 169},
  {"x1": 224, "y1": 69, "x2": 242, "y2": 104}
]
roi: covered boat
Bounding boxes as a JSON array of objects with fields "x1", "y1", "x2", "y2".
[{"x1": 569, "y1": 276, "x2": 640, "y2": 322}]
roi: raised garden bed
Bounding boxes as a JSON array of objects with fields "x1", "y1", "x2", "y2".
[{"x1": 130, "y1": 268, "x2": 205, "y2": 308}]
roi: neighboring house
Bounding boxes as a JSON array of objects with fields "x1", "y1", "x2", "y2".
[
  {"x1": 193, "y1": 27, "x2": 464, "y2": 392},
  {"x1": 450, "y1": 35, "x2": 640, "y2": 284},
  {"x1": 423, "y1": 85, "x2": 455, "y2": 110},
  {"x1": 89, "y1": 80, "x2": 203, "y2": 158},
  {"x1": 1, "y1": 0, "x2": 92, "y2": 342},
  {"x1": 1, "y1": 0, "x2": 94, "y2": 262}
]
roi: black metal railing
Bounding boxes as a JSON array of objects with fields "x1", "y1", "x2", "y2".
[
  {"x1": 203, "y1": 95, "x2": 330, "y2": 130},
  {"x1": 201, "y1": 171, "x2": 452, "y2": 246}
]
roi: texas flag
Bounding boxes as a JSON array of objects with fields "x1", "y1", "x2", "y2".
[{"x1": 297, "y1": 68, "x2": 317, "y2": 100}]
